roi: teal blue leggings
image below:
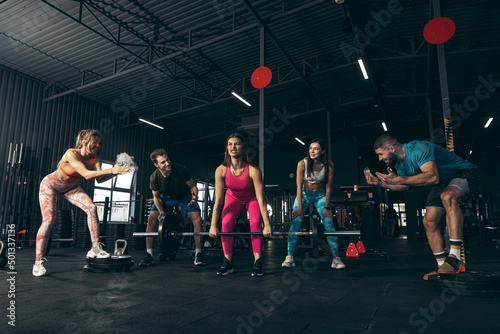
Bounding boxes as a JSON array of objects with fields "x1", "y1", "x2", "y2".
[{"x1": 287, "y1": 188, "x2": 339, "y2": 256}]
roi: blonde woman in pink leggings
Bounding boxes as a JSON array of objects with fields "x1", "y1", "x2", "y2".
[
  {"x1": 33, "y1": 129, "x2": 130, "y2": 276},
  {"x1": 209, "y1": 133, "x2": 272, "y2": 276}
]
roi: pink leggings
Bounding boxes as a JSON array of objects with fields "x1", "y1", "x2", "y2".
[
  {"x1": 36, "y1": 171, "x2": 100, "y2": 258},
  {"x1": 221, "y1": 192, "x2": 263, "y2": 255}
]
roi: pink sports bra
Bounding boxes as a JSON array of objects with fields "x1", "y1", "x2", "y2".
[{"x1": 225, "y1": 164, "x2": 255, "y2": 200}]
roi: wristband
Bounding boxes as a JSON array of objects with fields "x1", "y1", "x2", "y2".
[{"x1": 325, "y1": 206, "x2": 331, "y2": 210}]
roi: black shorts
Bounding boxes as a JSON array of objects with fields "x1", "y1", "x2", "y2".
[{"x1": 426, "y1": 168, "x2": 480, "y2": 210}]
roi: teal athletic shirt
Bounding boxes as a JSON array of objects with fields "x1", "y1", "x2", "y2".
[{"x1": 395, "y1": 141, "x2": 477, "y2": 184}]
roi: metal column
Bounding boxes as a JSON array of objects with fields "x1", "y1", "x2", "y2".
[
  {"x1": 259, "y1": 27, "x2": 265, "y2": 177},
  {"x1": 433, "y1": 0, "x2": 454, "y2": 152}
]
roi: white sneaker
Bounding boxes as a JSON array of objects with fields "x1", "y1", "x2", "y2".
[
  {"x1": 282, "y1": 255, "x2": 296, "y2": 267},
  {"x1": 86, "y1": 243, "x2": 111, "y2": 259},
  {"x1": 331, "y1": 257, "x2": 346, "y2": 269},
  {"x1": 33, "y1": 258, "x2": 48, "y2": 277}
]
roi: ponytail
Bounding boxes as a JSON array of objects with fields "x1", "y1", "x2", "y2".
[{"x1": 75, "y1": 130, "x2": 87, "y2": 149}]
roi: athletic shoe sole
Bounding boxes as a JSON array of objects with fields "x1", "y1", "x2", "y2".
[
  {"x1": 332, "y1": 265, "x2": 346, "y2": 269},
  {"x1": 217, "y1": 268, "x2": 234, "y2": 276},
  {"x1": 282, "y1": 263, "x2": 295, "y2": 267},
  {"x1": 86, "y1": 253, "x2": 111, "y2": 259}
]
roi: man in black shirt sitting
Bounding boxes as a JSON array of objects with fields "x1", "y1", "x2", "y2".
[{"x1": 140, "y1": 149, "x2": 205, "y2": 266}]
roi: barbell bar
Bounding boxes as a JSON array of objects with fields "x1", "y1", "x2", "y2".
[
  {"x1": 13, "y1": 238, "x2": 74, "y2": 243},
  {"x1": 133, "y1": 211, "x2": 360, "y2": 258},
  {"x1": 133, "y1": 231, "x2": 360, "y2": 237},
  {"x1": 7, "y1": 237, "x2": 74, "y2": 256}
]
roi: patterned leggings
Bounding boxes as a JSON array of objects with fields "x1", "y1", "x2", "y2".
[
  {"x1": 287, "y1": 188, "x2": 339, "y2": 256},
  {"x1": 36, "y1": 171, "x2": 99, "y2": 258}
]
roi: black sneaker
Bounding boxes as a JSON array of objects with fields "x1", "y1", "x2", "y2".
[
  {"x1": 139, "y1": 253, "x2": 154, "y2": 267},
  {"x1": 194, "y1": 252, "x2": 205, "y2": 266},
  {"x1": 251, "y1": 258, "x2": 264, "y2": 277},
  {"x1": 217, "y1": 257, "x2": 234, "y2": 276}
]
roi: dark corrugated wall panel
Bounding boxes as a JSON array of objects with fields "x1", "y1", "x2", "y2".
[{"x1": 0, "y1": 64, "x2": 211, "y2": 242}]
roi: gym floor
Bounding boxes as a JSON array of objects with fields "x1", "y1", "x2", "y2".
[{"x1": 1, "y1": 238, "x2": 499, "y2": 334}]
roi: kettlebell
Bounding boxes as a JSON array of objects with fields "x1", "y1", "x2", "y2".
[
  {"x1": 0, "y1": 241, "x2": 8, "y2": 268},
  {"x1": 113, "y1": 239, "x2": 128, "y2": 256}
]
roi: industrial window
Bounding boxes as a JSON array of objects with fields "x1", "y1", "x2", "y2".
[
  {"x1": 93, "y1": 162, "x2": 136, "y2": 222},
  {"x1": 196, "y1": 181, "x2": 215, "y2": 221}
]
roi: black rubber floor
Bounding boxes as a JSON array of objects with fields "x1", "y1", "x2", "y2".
[{"x1": 1, "y1": 238, "x2": 499, "y2": 334}]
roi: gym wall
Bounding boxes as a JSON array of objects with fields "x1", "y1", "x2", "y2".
[{"x1": 0, "y1": 65, "x2": 210, "y2": 240}]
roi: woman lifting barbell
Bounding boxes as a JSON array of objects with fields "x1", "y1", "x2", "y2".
[
  {"x1": 282, "y1": 138, "x2": 345, "y2": 269},
  {"x1": 209, "y1": 133, "x2": 272, "y2": 276},
  {"x1": 33, "y1": 129, "x2": 130, "y2": 276}
]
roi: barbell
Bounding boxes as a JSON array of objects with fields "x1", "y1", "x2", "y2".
[
  {"x1": 133, "y1": 211, "x2": 361, "y2": 258},
  {"x1": 0, "y1": 238, "x2": 73, "y2": 267},
  {"x1": 11, "y1": 237, "x2": 74, "y2": 256}
]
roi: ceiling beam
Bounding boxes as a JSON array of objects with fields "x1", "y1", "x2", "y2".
[
  {"x1": 241, "y1": 0, "x2": 355, "y2": 144},
  {"x1": 41, "y1": 0, "x2": 330, "y2": 102}
]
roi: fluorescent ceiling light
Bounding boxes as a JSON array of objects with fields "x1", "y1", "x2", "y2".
[
  {"x1": 358, "y1": 58, "x2": 369, "y2": 80},
  {"x1": 139, "y1": 118, "x2": 164, "y2": 129},
  {"x1": 231, "y1": 91, "x2": 251, "y2": 107},
  {"x1": 295, "y1": 137, "x2": 305, "y2": 145},
  {"x1": 382, "y1": 122, "x2": 388, "y2": 132},
  {"x1": 484, "y1": 117, "x2": 493, "y2": 128}
]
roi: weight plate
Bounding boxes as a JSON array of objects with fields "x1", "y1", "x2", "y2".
[
  {"x1": 85, "y1": 261, "x2": 134, "y2": 269},
  {"x1": 159, "y1": 211, "x2": 180, "y2": 258},
  {"x1": 157, "y1": 217, "x2": 165, "y2": 255},
  {"x1": 428, "y1": 272, "x2": 500, "y2": 297},
  {"x1": 428, "y1": 277, "x2": 499, "y2": 290},
  {"x1": 83, "y1": 265, "x2": 132, "y2": 273},
  {"x1": 86, "y1": 255, "x2": 132, "y2": 264},
  {"x1": 431, "y1": 270, "x2": 500, "y2": 283},
  {"x1": 311, "y1": 217, "x2": 318, "y2": 251}
]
